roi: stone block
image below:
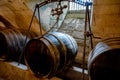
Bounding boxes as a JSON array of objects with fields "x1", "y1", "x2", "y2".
[
  {"x1": 72, "y1": 31, "x2": 84, "y2": 39},
  {"x1": 94, "y1": 0, "x2": 120, "y2": 5},
  {"x1": 93, "y1": 5, "x2": 120, "y2": 15}
]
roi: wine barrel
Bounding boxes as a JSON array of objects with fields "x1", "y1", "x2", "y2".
[
  {"x1": 0, "y1": 28, "x2": 37, "y2": 63},
  {"x1": 88, "y1": 37, "x2": 120, "y2": 80},
  {"x1": 24, "y1": 32, "x2": 78, "y2": 78}
]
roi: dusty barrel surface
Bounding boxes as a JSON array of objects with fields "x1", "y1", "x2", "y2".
[
  {"x1": 88, "y1": 37, "x2": 120, "y2": 80},
  {"x1": 0, "y1": 28, "x2": 37, "y2": 63},
  {"x1": 24, "y1": 32, "x2": 78, "y2": 78}
]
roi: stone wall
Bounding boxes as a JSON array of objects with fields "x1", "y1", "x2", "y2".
[
  {"x1": 92, "y1": 0, "x2": 120, "y2": 40},
  {"x1": 0, "y1": 0, "x2": 45, "y2": 36}
]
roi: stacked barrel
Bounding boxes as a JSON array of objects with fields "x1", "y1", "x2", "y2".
[{"x1": 0, "y1": 28, "x2": 38, "y2": 63}]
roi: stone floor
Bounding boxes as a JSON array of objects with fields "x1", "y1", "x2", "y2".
[{"x1": 0, "y1": 61, "x2": 88, "y2": 80}]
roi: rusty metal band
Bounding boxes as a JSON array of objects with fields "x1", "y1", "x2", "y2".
[
  {"x1": 48, "y1": 33, "x2": 67, "y2": 71},
  {"x1": 40, "y1": 37, "x2": 58, "y2": 78},
  {"x1": 42, "y1": 36, "x2": 60, "y2": 78}
]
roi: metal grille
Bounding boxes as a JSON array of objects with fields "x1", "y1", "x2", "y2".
[{"x1": 69, "y1": 0, "x2": 92, "y2": 10}]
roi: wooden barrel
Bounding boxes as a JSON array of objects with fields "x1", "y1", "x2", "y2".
[
  {"x1": 0, "y1": 28, "x2": 37, "y2": 63},
  {"x1": 24, "y1": 32, "x2": 78, "y2": 78},
  {"x1": 88, "y1": 37, "x2": 120, "y2": 80}
]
